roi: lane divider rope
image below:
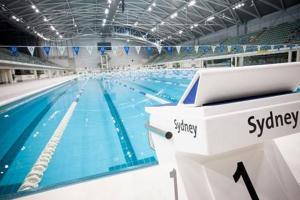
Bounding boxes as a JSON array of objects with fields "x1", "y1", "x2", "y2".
[{"x1": 18, "y1": 80, "x2": 88, "y2": 192}]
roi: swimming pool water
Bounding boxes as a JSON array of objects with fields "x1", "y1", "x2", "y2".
[{"x1": 0, "y1": 69, "x2": 196, "y2": 199}]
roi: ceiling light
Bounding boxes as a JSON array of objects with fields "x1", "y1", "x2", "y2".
[
  {"x1": 179, "y1": 30, "x2": 183, "y2": 34},
  {"x1": 160, "y1": 21, "x2": 164, "y2": 25},
  {"x1": 171, "y1": 12, "x2": 177, "y2": 19},
  {"x1": 16, "y1": 18, "x2": 20, "y2": 22},
  {"x1": 134, "y1": 21, "x2": 138, "y2": 26},
  {"x1": 59, "y1": 35, "x2": 63, "y2": 39},
  {"x1": 12, "y1": 15, "x2": 16, "y2": 20},
  {"x1": 188, "y1": 0, "x2": 196, "y2": 7},
  {"x1": 43, "y1": 17, "x2": 48, "y2": 22},
  {"x1": 194, "y1": 23, "x2": 198, "y2": 27},
  {"x1": 31, "y1": 5, "x2": 36, "y2": 9},
  {"x1": 148, "y1": 7, "x2": 152, "y2": 12},
  {"x1": 151, "y1": 27, "x2": 156, "y2": 32},
  {"x1": 27, "y1": 26, "x2": 30, "y2": 29},
  {"x1": 152, "y1": 2, "x2": 156, "y2": 7},
  {"x1": 108, "y1": 0, "x2": 112, "y2": 4},
  {"x1": 206, "y1": 16, "x2": 215, "y2": 22},
  {"x1": 233, "y1": 2, "x2": 245, "y2": 10},
  {"x1": 56, "y1": 31, "x2": 59, "y2": 35},
  {"x1": 35, "y1": 9, "x2": 39, "y2": 13},
  {"x1": 50, "y1": 25, "x2": 55, "y2": 31},
  {"x1": 190, "y1": 25, "x2": 194, "y2": 29},
  {"x1": 74, "y1": 24, "x2": 77, "y2": 27},
  {"x1": 105, "y1": 8, "x2": 109, "y2": 14}
]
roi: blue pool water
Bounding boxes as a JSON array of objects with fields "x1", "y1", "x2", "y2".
[{"x1": 0, "y1": 69, "x2": 196, "y2": 199}]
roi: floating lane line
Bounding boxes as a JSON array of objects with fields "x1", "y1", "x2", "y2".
[
  {"x1": 114, "y1": 80, "x2": 170, "y2": 104},
  {"x1": 18, "y1": 80, "x2": 88, "y2": 192}
]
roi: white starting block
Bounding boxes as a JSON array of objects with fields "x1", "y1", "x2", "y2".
[{"x1": 146, "y1": 62, "x2": 300, "y2": 200}]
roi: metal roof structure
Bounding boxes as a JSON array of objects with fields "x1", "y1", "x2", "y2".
[{"x1": 0, "y1": 0, "x2": 299, "y2": 45}]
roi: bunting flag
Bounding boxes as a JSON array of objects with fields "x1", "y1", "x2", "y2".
[
  {"x1": 166, "y1": 46, "x2": 173, "y2": 54},
  {"x1": 73, "y1": 47, "x2": 80, "y2": 56},
  {"x1": 99, "y1": 47, "x2": 106, "y2": 55},
  {"x1": 185, "y1": 47, "x2": 192, "y2": 53},
  {"x1": 194, "y1": 45, "x2": 199, "y2": 53},
  {"x1": 58, "y1": 46, "x2": 65, "y2": 56},
  {"x1": 112, "y1": 46, "x2": 118, "y2": 55},
  {"x1": 86, "y1": 46, "x2": 93, "y2": 55},
  {"x1": 271, "y1": 45, "x2": 274, "y2": 50},
  {"x1": 176, "y1": 46, "x2": 181, "y2": 54},
  {"x1": 135, "y1": 46, "x2": 141, "y2": 54},
  {"x1": 10, "y1": 46, "x2": 17, "y2": 56},
  {"x1": 242, "y1": 45, "x2": 247, "y2": 52},
  {"x1": 27, "y1": 46, "x2": 35, "y2": 56},
  {"x1": 124, "y1": 46, "x2": 130, "y2": 54},
  {"x1": 43, "y1": 46, "x2": 51, "y2": 56},
  {"x1": 227, "y1": 45, "x2": 232, "y2": 53},
  {"x1": 157, "y1": 46, "x2": 162, "y2": 54},
  {"x1": 257, "y1": 45, "x2": 261, "y2": 51},
  {"x1": 211, "y1": 45, "x2": 216, "y2": 53},
  {"x1": 146, "y1": 47, "x2": 153, "y2": 55}
]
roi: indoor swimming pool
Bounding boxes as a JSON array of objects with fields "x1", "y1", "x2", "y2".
[{"x1": 0, "y1": 69, "x2": 197, "y2": 199}]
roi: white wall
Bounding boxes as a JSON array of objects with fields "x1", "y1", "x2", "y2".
[{"x1": 42, "y1": 38, "x2": 149, "y2": 70}]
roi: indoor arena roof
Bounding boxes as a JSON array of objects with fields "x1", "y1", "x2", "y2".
[{"x1": 0, "y1": 0, "x2": 299, "y2": 45}]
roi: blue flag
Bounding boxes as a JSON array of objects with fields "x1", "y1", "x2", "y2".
[
  {"x1": 185, "y1": 47, "x2": 192, "y2": 53},
  {"x1": 10, "y1": 46, "x2": 17, "y2": 56},
  {"x1": 124, "y1": 46, "x2": 130, "y2": 54},
  {"x1": 166, "y1": 46, "x2": 173, "y2": 54},
  {"x1": 73, "y1": 47, "x2": 80, "y2": 56},
  {"x1": 43, "y1": 46, "x2": 51, "y2": 56},
  {"x1": 99, "y1": 47, "x2": 106, "y2": 55},
  {"x1": 146, "y1": 47, "x2": 153, "y2": 55}
]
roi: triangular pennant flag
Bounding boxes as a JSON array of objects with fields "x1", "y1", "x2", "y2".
[
  {"x1": 27, "y1": 46, "x2": 35, "y2": 56},
  {"x1": 242, "y1": 45, "x2": 247, "y2": 52},
  {"x1": 10, "y1": 46, "x2": 17, "y2": 56},
  {"x1": 146, "y1": 47, "x2": 153, "y2": 55},
  {"x1": 166, "y1": 46, "x2": 173, "y2": 54},
  {"x1": 43, "y1": 46, "x2": 51, "y2": 56},
  {"x1": 176, "y1": 46, "x2": 181, "y2": 54},
  {"x1": 86, "y1": 46, "x2": 93, "y2": 55},
  {"x1": 99, "y1": 47, "x2": 106, "y2": 55},
  {"x1": 227, "y1": 45, "x2": 232, "y2": 52},
  {"x1": 58, "y1": 46, "x2": 65, "y2": 56},
  {"x1": 194, "y1": 45, "x2": 199, "y2": 53},
  {"x1": 124, "y1": 46, "x2": 130, "y2": 54},
  {"x1": 257, "y1": 45, "x2": 261, "y2": 51},
  {"x1": 135, "y1": 46, "x2": 141, "y2": 54},
  {"x1": 157, "y1": 46, "x2": 162, "y2": 54},
  {"x1": 112, "y1": 46, "x2": 118, "y2": 55},
  {"x1": 72, "y1": 47, "x2": 80, "y2": 56},
  {"x1": 211, "y1": 45, "x2": 216, "y2": 53},
  {"x1": 185, "y1": 47, "x2": 192, "y2": 53}
]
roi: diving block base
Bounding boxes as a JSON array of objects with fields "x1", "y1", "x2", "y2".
[{"x1": 175, "y1": 140, "x2": 300, "y2": 200}]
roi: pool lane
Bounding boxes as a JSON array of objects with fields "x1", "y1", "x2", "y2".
[{"x1": 0, "y1": 80, "x2": 80, "y2": 197}]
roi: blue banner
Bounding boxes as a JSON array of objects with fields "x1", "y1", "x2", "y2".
[
  {"x1": 10, "y1": 46, "x2": 17, "y2": 56},
  {"x1": 99, "y1": 47, "x2": 106, "y2": 55},
  {"x1": 146, "y1": 47, "x2": 153, "y2": 55},
  {"x1": 73, "y1": 47, "x2": 80, "y2": 56},
  {"x1": 124, "y1": 46, "x2": 130, "y2": 54},
  {"x1": 43, "y1": 46, "x2": 51, "y2": 56}
]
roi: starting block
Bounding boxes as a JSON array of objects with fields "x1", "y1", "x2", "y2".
[{"x1": 146, "y1": 62, "x2": 300, "y2": 200}]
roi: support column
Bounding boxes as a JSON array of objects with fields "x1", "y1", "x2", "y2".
[
  {"x1": 238, "y1": 56, "x2": 244, "y2": 67},
  {"x1": 8, "y1": 69, "x2": 13, "y2": 83},
  {"x1": 234, "y1": 56, "x2": 238, "y2": 67},
  {"x1": 230, "y1": 57, "x2": 234, "y2": 67},
  {"x1": 288, "y1": 50, "x2": 292, "y2": 62},
  {"x1": 296, "y1": 49, "x2": 300, "y2": 62},
  {"x1": 33, "y1": 70, "x2": 38, "y2": 80}
]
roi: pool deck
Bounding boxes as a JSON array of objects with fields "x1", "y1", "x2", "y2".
[{"x1": 0, "y1": 76, "x2": 77, "y2": 107}]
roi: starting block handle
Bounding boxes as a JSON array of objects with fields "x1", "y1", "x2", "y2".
[{"x1": 145, "y1": 122, "x2": 173, "y2": 139}]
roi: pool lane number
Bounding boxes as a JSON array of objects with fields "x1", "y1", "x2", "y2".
[{"x1": 233, "y1": 162, "x2": 259, "y2": 200}]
